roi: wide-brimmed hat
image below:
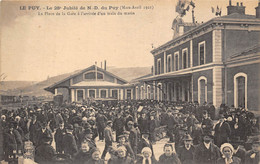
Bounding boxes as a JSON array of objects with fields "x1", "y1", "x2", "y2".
[
  {"x1": 107, "y1": 120, "x2": 113, "y2": 125},
  {"x1": 118, "y1": 134, "x2": 126, "y2": 139},
  {"x1": 183, "y1": 134, "x2": 193, "y2": 141},
  {"x1": 220, "y1": 143, "x2": 234, "y2": 154},
  {"x1": 202, "y1": 132, "x2": 214, "y2": 139},
  {"x1": 127, "y1": 121, "x2": 134, "y2": 125}
]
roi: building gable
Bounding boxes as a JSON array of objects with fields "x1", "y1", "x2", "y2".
[{"x1": 44, "y1": 65, "x2": 128, "y2": 93}]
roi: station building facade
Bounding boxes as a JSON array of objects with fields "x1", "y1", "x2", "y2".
[
  {"x1": 134, "y1": 2, "x2": 260, "y2": 111},
  {"x1": 45, "y1": 65, "x2": 134, "y2": 102}
]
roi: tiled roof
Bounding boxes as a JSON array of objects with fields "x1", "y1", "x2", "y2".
[{"x1": 151, "y1": 13, "x2": 260, "y2": 55}]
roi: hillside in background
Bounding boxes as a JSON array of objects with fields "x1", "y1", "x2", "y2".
[
  {"x1": 0, "y1": 81, "x2": 37, "y2": 92},
  {"x1": 0, "y1": 66, "x2": 151, "y2": 97},
  {"x1": 107, "y1": 66, "x2": 151, "y2": 82}
]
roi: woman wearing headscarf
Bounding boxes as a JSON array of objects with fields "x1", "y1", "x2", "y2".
[
  {"x1": 217, "y1": 143, "x2": 241, "y2": 164},
  {"x1": 136, "y1": 147, "x2": 157, "y2": 164}
]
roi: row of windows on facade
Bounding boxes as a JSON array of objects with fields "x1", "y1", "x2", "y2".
[
  {"x1": 84, "y1": 72, "x2": 104, "y2": 80},
  {"x1": 135, "y1": 82, "x2": 189, "y2": 101},
  {"x1": 157, "y1": 42, "x2": 205, "y2": 74},
  {"x1": 135, "y1": 73, "x2": 247, "y2": 108},
  {"x1": 76, "y1": 89, "x2": 132, "y2": 99}
]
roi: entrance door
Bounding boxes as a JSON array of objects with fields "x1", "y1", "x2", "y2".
[
  {"x1": 237, "y1": 76, "x2": 245, "y2": 108},
  {"x1": 112, "y1": 90, "x2": 118, "y2": 99},
  {"x1": 127, "y1": 89, "x2": 132, "y2": 99},
  {"x1": 168, "y1": 83, "x2": 172, "y2": 101},
  {"x1": 147, "y1": 86, "x2": 151, "y2": 99},
  {"x1": 176, "y1": 83, "x2": 180, "y2": 101},
  {"x1": 184, "y1": 81, "x2": 189, "y2": 101},
  {"x1": 77, "y1": 90, "x2": 84, "y2": 102},
  {"x1": 100, "y1": 90, "x2": 107, "y2": 98}
]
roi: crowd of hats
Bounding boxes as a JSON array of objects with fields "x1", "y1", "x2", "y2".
[{"x1": 1, "y1": 100, "x2": 259, "y2": 151}]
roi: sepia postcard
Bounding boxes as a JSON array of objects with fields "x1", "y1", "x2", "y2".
[{"x1": 0, "y1": 0, "x2": 259, "y2": 163}]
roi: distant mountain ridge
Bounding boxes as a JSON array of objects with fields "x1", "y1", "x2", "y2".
[
  {"x1": 0, "y1": 66, "x2": 151, "y2": 97},
  {"x1": 0, "y1": 81, "x2": 37, "y2": 92}
]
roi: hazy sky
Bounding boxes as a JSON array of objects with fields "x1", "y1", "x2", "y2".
[{"x1": 0, "y1": 0, "x2": 258, "y2": 81}]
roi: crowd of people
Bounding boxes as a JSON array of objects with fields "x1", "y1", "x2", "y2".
[{"x1": 0, "y1": 99, "x2": 259, "y2": 164}]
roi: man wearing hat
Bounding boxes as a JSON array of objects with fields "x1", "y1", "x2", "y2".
[
  {"x1": 112, "y1": 112, "x2": 125, "y2": 142},
  {"x1": 96, "y1": 112, "x2": 107, "y2": 141},
  {"x1": 125, "y1": 111, "x2": 134, "y2": 129},
  {"x1": 201, "y1": 111, "x2": 214, "y2": 135},
  {"x1": 35, "y1": 121, "x2": 53, "y2": 147},
  {"x1": 194, "y1": 132, "x2": 221, "y2": 164},
  {"x1": 12, "y1": 122, "x2": 23, "y2": 153},
  {"x1": 165, "y1": 109, "x2": 178, "y2": 143},
  {"x1": 138, "y1": 130, "x2": 154, "y2": 157},
  {"x1": 148, "y1": 113, "x2": 157, "y2": 143},
  {"x1": 177, "y1": 134, "x2": 195, "y2": 164},
  {"x1": 214, "y1": 113, "x2": 231, "y2": 147},
  {"x1": 3, "y1": 123, "x2": 17, "y2": 162},
  {"x1": 54, "y1": 122, "x2": 66, "y2": 153},
  {"x1": 101, "y1": 120, "x2": 114, "y2": 159},
  {"x1": 34, "y1": 133, "x2": 56, "y2": 164},
  {"x1": 128, "y1": 121, "x2": 138, "y2": 156},
  {"x1": 138, "y1": 111, "x2": 149, "y2": 135},
  {"x1": 63, "y1": 124, "x2": 78, "y2": 157}
]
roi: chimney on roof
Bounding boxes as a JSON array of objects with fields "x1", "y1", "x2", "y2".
[
  {"x1": 104, "y1": 60, "x2": 107, "y2": 70},
  {"x1": 256, "y1": 2, "x2": 260, "y2": 18},
  {"x1": 227, "y1": 1, "x2": 245, "y2": 15},
  {"x1": 101, "y1": 62, "x2": 103, "y2": 69}
]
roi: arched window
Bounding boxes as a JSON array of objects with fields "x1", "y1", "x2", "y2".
[
  {"x1": 234, "y1": 73, "x2": 247, "y2": 109},
  {"x1": 147, "y1": 85, "x2": 151, "y2": 99},
  {"x1": 182, "y1": 48, "x2": 188, "y2": 69},
  {"x1": 140, "y1": 86, "x2": 144, "y2": 100},
  {"x1": 167, "y1": 55, "x2": 172, "y2": 72},
  {"x1": 157, "y1": 59, "x2": 161, "y2": 75},
  {"x1": 174, "y1": 52, "x2": 179, "y2": 71},
  {"x1": 198, "y1": 76, "x2": 207, "y2": 105}
]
